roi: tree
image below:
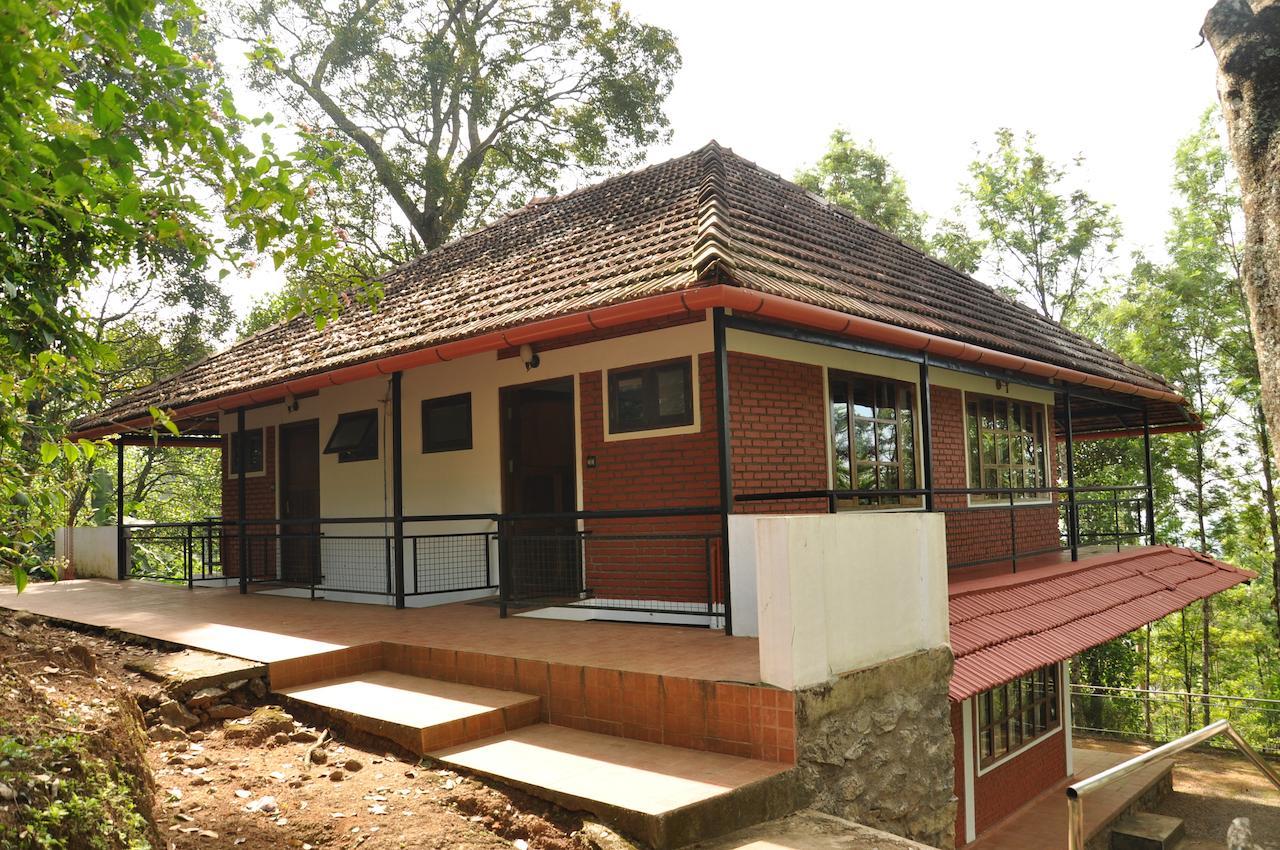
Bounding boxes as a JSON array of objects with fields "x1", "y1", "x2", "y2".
[
  {"x1": 952, "y1": 129, "x2": 1122, "y2": 325},
  {"x1": 795, "y1": 130, "x2": 929, "y2": 248},
  {"x1": 1202, "y1": 0, "x2": 1280, "y2": 471},
  {"x1": 229, "y1": 0, "x2": 681, "y2": 255},
  {"x1": 0, "y1": 0, "x2": 337, "y2": 586}
]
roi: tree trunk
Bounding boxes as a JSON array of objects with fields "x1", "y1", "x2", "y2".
[
  {"x1": 1257, "y1": 405, "x2": 1280, "y2": 644},
  {"x1": 1204, "y1": 0, "x2": 1280, "y2": 471}
]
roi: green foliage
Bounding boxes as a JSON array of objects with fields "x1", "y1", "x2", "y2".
[
  {"x1": 952, "y1": 129, "x2": 1122, "y2": 323},
  {"x1": 795, "y1": 130, "x2": 929, "y2": 248},
  {"x1": 0, "y1": 732, "x2": 152, "y2": 850},
  {"x1": 0, "y1": 0, "x2": 346, "y2": 587},
  {"x1": 229, "y1": 0, "x2": 681, "y2": 255}
]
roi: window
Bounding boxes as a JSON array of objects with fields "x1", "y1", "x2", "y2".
[
  {"x1": 324, "y1": 409, "x2": 378, "y2": 462},
  {"x1": 828, "y1": 372, "x2": 918, "y2": 507},
  {"x1": 608, "y1": 358, "x2": 694, "y2": 433},
  {"x1": 966, "y1": 395, "x2": 1049, "y2": 503},
  {"x1": 976, "y1": 664, "x2": 1060, "y2": 767},
  {"x1": 422, "y1": 393, "x2": 472, "y2": 453},
  {"x1": 228, "y1": 429, "x2": 263, "y2": 476}
]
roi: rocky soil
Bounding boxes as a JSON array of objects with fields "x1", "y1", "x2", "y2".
[{"x1": 0, "y1": 608, "x2": 632, "y2": 850}]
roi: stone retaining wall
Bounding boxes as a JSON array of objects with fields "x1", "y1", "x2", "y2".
[{"x1": 794, "y1": 646, "x2": 957, "y2": 849}]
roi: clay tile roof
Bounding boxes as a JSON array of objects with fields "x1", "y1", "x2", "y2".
[
  {"x1": 947, "y1": 546, "x2": 1255, "y2": 701},
  {"x1": 75, "y1": 141, "x2": 1182, "y2": 434}
]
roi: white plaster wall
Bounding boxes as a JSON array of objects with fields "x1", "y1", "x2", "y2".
[
  {"x1": 55, "y1": 526, "x2": 120, "y2": 579},
  {"x1": 747, "y1": 511, "x2": 950, "y2": 690}
]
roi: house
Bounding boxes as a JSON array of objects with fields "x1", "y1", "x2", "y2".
[{"x1": 69, "y1": 142, "x2": 1253, "y2": 848}]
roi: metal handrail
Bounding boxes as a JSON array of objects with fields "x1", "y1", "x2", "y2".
[{"x1": 1066, "y1": 719, "x2": 1280, "y2": 850}]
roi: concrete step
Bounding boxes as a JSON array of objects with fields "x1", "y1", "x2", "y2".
[
  {"x1": 1110, "y1": 812, "x2": 1185, "y2": 850},
  {"x1": 431, "y1": 723, "x2": 801, "y2": 849},
  {"x1": 277, "y1": 670, "x2": 540, "y2": 754}
]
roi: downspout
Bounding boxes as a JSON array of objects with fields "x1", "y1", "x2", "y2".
[
  {"x1": 116, "y1": 439, "x2": 126, "y2": 580},
  {"x1": 237, "y1": 407, "x2": 248, "y2": 595},
  {"x1": 1064, "y1": 389, "x2": 1078, "y2": 562},
  {"x1": 1143, "y1": 408, "x2": 1156, "y2": 546},
  {"x1": 919, "y1": 355, "x2": 934, "y2": 512},
  {"x1": 712, "y1": 308, "x2": 734, "y2": 636},
  {"x1": 391, "y1": 372, "x2": 406, "y2": 609}
]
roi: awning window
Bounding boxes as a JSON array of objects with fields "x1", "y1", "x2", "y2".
[{"x1": 324, "y1": 409, "x2": 378, "y2": 462}]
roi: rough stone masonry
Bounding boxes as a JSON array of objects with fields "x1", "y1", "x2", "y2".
[{"x1": 793, "y1": 646, "x2": 957, "y2": 850}]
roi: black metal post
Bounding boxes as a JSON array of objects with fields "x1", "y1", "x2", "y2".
[
  {"x1": 1142, "y1": 407, "x2": 1156, "y2": 546},
  {"x1": 1009, "y1": 489, "x2": 1017, "y2": 573},
  {"x1": 1064, "y1": 388, "x2": 1078, "y2": 561},
  {"x1": 497, "y1": 520, "x2": 511, "y2": 618},
  {"x1": 712, "y1": 307, "x2": 734, "y2": 636},
  {"x1": 236, "y1": 407, "x2": 248, "y2": 594},
  {"x1": 391, "y1": 372, "x2": 406, "y2": 609},
  {"x1": 116, "y1": 439, "x2": 126, "y2": 580},
  {"x1": 918, "y1": 355, "x2": 934, "y2": 512}
]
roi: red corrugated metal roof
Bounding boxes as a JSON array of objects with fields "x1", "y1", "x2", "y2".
[{"x1": 948, "y1": 546, "x2": 1254, "y2": 701}]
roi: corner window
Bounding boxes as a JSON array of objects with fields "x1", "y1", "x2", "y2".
[
  {"x1": 324, "y1": 409, "x2": 378, "y2": 462},
  {"x1": 829, "y1": 372, "x2": 917, "y2": 507},
  {"x1": 976, "y1": 664, "x2": 1060, "y2": 767},
  {"x1": 608, "y1": 358, "x2": 694, "y2": 433},
  {"x1": 966, "y1": 395, "x2": 1048, "y2": 503},
  {"x1": 228, "y1": 429, "x2": 264, "y2": 476},
  {"x1": 422, "y1": 393, "x2": 472, "y2": 453}
]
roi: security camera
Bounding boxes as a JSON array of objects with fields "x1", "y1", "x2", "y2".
[{"x1": 519, "y1": 343, "x2": 540, "y2": 371}]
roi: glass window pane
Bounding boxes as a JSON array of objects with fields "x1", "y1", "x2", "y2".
[
  {"x1": 614, "y1": 374, "x2": 646, "y2": 426},
  {"x1": 876, "y1": 423, "x2": 897, "y2": 462},
  {"x1": 854, "y1": 420, "x2": 875, "y2": 462},
  {"x1": 852, "y1": 378, "x2": 875, "y2": 419},
  {"x1": 857, "y1": 465, "x2": 877, "y2": 491},
  {"x1": 424, "y1": 394, "x2": 471, "y2": 452},
  {"x1": 656, "y1": 365, "x2": 688, "y2": 418}
]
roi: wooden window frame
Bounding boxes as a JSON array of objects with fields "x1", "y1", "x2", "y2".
[
  {"x1": 323, "y1": 409, "x2": 379, "y2": 463},
  {"x1": 965, "y1": 394, "x2": 1049, "y2": 504},
  {"x1": 422, "y1": 393, "x2": 473, "y2": 453},
  {"x1": 975, "y1": 663, "x2": 1060, "y2": 769},
  {"x1": 227, "y1": 428, "x2": 264, "y2": 478},
  {"x1": 828, "y1": 370, "x2": 920, "y2": 509},
  {"x1": 607, "y1": 357, "x2": 695, "y2": 434}
]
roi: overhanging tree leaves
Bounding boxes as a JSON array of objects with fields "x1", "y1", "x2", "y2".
[
  {"x1": 795, "y1": 130, "x2": 929, "y2": 248},
  {"x1": 230, "y1": 0, "x2": 681, "y2": 254},
  {"x1": 0, "y1": 0, "x2": 339, "y2": 583},
  {"x1": 1202, "y1": 0, "x2": 1280, "y2": 471},
  {"x1": 953, "y1": 129, "x2": 1122, "y2": 325}
]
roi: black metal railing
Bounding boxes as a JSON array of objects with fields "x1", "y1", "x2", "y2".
[
  {"x1": 123, "y1": 506, "x2": 724, "y2": 621},
  {"x1": 734, "y1": 484, "x2": 1153, "y2": 573}
]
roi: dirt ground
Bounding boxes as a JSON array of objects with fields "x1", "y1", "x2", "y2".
[
  {"x1": 1077, "y1": 737, "x2": 1280, "y2": 849},
  {"x1": 0, "y1": 608, "x2": 617, "y2": 850}
]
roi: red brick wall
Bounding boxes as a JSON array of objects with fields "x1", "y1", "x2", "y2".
[
  {"x1": 577, "y1": 350, "x2": 830, "y2": 600},
  {"x1": 221, "y1": 426, "x2": 276, "y2": 578},
  {"x1": 729, "y1": 352, "x2": 830, "y2": 514},
  {"x1": 972, "y1": 723, "x2": 1067, "y2": 834},
  {"x1": 579, "y1": 354, "x2": 721, "y2": 601},
  {"x1": 930, "y1": 387, "x2": 1060, "y2": 568}
]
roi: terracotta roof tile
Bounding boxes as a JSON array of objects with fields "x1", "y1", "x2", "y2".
[
  {"x1": 76, "y1": 142, "x2": 1180, "y2": 432},
  {"x1": 947, "y1": 546, "x2": 1254, "y2": 701}
]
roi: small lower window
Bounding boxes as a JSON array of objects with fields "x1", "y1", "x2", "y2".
[
  {"x1": 324, "y1": 410, "x2": 378, "y2": 462},
  {"x1": 608, "y1": 358, "x2": 694, "y2": 433},
  {"x1": 228, "y1": 429, "x2": 264, "y2": 476},
  {"x1": 422, "y1": 393, "x2": 472, "y2": 453},
  {"x1": 976, "y1": 664, "x2": 1060, "y2": 767}
]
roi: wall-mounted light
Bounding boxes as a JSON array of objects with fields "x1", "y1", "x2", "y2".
[
  {"x1": 519, "y1": 343, "x2": 541, "y2": 371},
  {"x1": 284, "y1": 390, "x2": 299, "y2": 412}
]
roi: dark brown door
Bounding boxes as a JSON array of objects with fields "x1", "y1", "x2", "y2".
[
  {"x1": 500, "y1": 378, "x2": 579, "y2": 600},
  {"x1": 279, "y1": 420, "x2": 320, "y2": 585}
]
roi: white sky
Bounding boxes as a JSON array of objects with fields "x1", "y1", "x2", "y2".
[{"x1": 218, "y1": 0, "x2": 1222, "y2": 322}]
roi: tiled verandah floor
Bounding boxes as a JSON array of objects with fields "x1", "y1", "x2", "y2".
[{"x1": 0, "y1": 579, "x2": 758, "y2": 679}]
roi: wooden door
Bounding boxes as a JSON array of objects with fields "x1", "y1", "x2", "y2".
[
  {"x1": 500, "y1": 378, "x2": 579, "y2": 599},
  {"x1": 279, "y1": 420, "x2": 320, "y2": 585}
]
